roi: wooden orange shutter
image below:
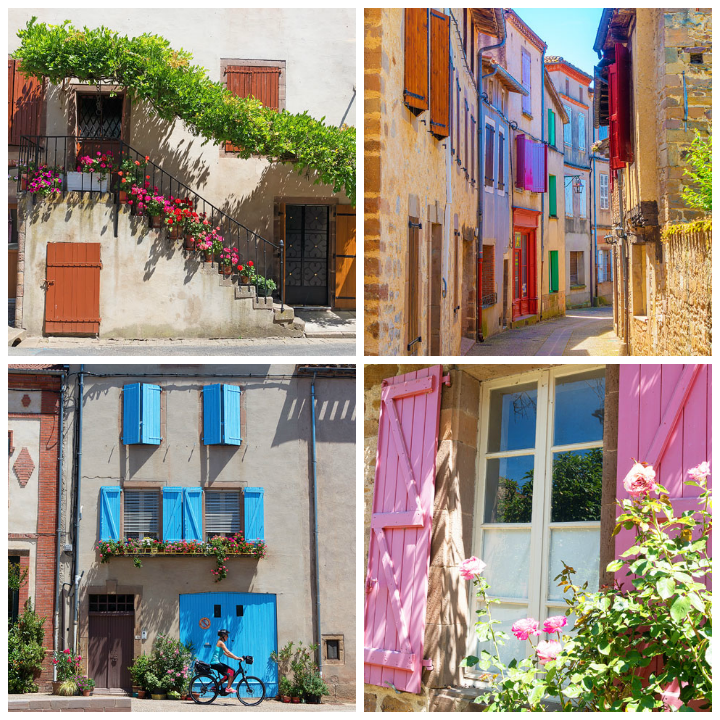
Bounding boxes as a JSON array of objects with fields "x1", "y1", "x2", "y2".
[
  {"x1": 429, "y1": 10, "x2": 450, "y2": 138},
  {"x1": 8, "y1": 60, "x2": 43, "y2": 145},
  {"x1": 225, "y1": 65, "x2": 281, "y2": 151},
  {"x1": 404, "y1": 9, "x2": 429, "y2": 112}
]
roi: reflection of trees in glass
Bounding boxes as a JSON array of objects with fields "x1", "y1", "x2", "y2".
[
  {"x1": 551, "y1": 449, "x2": 603, "y2": 522},
  {"x1": 510, "y1": 392, "x2": 536, "y2": 421},
  {"x1": 497, "y1": 473, "x2": 533, "y2": 523},
  {"x1": 584, "y1": 379, "x2": 605, "y2": 428}
]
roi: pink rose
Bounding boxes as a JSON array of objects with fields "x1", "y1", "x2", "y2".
[
  {"x1": 536, "y1": 640, "x2": 563, "y2": 664},
  {"x1": 459, "y1": 556, "x2": 487, "y2": 580},
  {"x1": 511, "y1": 618, "x2": 540, "y2": 641},
  {"x1": 623, "y1": 462, "x2": 657, "y2": 498},
  {"x1": 542, "y1": 616, "x2": 567, "y2": 634},
  {"x1": 688, "y1": 462, "x2": 710, "y2": 482}
]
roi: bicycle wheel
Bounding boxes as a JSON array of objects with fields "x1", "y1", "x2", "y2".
[
  {"x1": 236, "y1": 675, "x2": 266, "y2": 706},
  {"x1": 189, "y1": 673, "x2": 219, "y2": 704}
]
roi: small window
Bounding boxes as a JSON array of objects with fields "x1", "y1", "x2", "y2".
[
  {"x1": 124, "y1": 490, "x2": 159, "y2": 540},
  {"x1": 563, "y1": 105, "x2": 572, "y2": 146},
  {"x1": 322, "y1": 635, "x2": 345, "y2": 665},
  {"x1": 548, "y1": 175, "x2": 557, "y2": 217},
  {"x1": 484, "y1": 124, "x2": 495, "y2": 187},
  {"x1": 564, "y1": 176, "x2": 574, "y2": 217},
  {"x1": 578, "y1": 112, "x2": 586, "y2": 152},
  {"x1": 89, "y1": 594, "x2": 134, "y2": 613},
  {"x1": 547, "y1": 109, "x2": 556, "y2": 148},
  {"x1": 205, "y1": 492, "x2": 241, "y2": 540},
  {"x1": 578, "y1": 179, "x2": 587, "y2": 218},
  {"x1": 326, "y1": 640, "x2": 339, "y2": 660},
  {"x1": 236, "y1": 605, "x2": 244, "y2": 617},
  {"x1": 690, "y1": 53, "x2": 703, "y2": 65},
  {"x1": 570, "y1": 251, "x2": 585, "y2": 287},
  {"x1": 549, "y1": 250, "x2": 559, "y2": 293},
  {"x1": 214, "y1": 605, "x2": 222, "y2": 618},
  {"x1": 600, "y1": 174, "x2": 609, "y2": 210}
]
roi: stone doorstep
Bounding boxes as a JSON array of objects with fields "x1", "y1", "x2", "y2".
[{"x1": 8, "y1": 694, "x2": 132, "y2": 712}]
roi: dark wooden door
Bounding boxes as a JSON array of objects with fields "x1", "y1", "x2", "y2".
[
  {"x1": 334, "y1": 206, "x2": 355, "y2": 309},
  {"x1": 45, "y1": 243, "x2": 102, "y2": 336},
  {"x1": 285, "y1": 205, "x2": 329, "y2": 306},
  {"x1": 89, "y1": 613, "x2": 134, "y2": 690}
]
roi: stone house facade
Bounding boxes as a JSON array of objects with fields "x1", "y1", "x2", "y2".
[
  {"x1": 364, "y1": 362, "x2": 711, "y2": 711},
  {"x1": 8, "y1": 9, "x2": 356, "y2": 337},
  {"x1": 8, "y1": 364, "x2": 69, "y2": 691},
  {"x1": 9, "y1": 363, "x2": 356, "y2": 700},
  {"x1": 593, "y1": 7, "x2": 711, "y2": 355}
]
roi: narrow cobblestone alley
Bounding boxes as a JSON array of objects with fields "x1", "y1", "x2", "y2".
[{"x1": 465, "y1": 307, "x2": 622, "y2": 356}]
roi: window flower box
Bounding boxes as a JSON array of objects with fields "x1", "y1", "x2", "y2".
[{"x1": 66, "y1": 171, "x2": 109, "y2": 193}]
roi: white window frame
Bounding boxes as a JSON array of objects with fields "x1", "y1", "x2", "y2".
[
  {"x1": 578, "y1": 112, "x2": 586, "y2": 152},
  {"x1": 578, "y1": 178, "x2": 587, "y2": 218},
  {"x1": 562, "y1": 104, "x2": 572, "y2": 146},
  {"x1": 497, "y1": 127, "x2": 506, "y2": 197},
  {"x1": 600, "y1": 173, "x2": 609, "y2": 209},
  {"x1": 564, "y1": 175, "x2": 573, "y2": 217},
  {"x1": 465, "y1": 366, "x2": 605, "y2": 681}
]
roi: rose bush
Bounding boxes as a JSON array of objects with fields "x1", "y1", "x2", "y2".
[{"x1": 461, "y1": 461, "x2": 712, "y2": 711}]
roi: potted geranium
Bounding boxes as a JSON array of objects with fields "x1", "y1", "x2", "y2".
[
  {"x1": 219, "y1": 247, "x2": 239, "y2": 277},
  {"x1": 75, "y1": 675, "x2": 95, "y2": 697},
  {"x1": 196, "y1": 237, "x2": 213, "y2": 262},
  {"x1": 117, "y1": 156, "x2": 149, "y2": 202},
  {"x1": 68, "y1": 151, "x2": 113, "y2": 192},
  {"x1": 237, "y1": 260, "x2": 256, "y2": 285},
  {"x1": 52, "y1": 648, "x2": 83, "y2": 694},
  {"x1": 145, "y1": 194, "x2": 167, "y2": 228}
]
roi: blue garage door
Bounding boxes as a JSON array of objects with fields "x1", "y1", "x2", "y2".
[{"x1": 179, "y1": 592, "x2": 278, "y2": 696}]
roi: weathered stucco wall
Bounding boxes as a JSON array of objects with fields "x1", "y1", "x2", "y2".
[
  {"x1": 8, "y1": 8, "x2": 355, "y2": 242},
  {"x1": 20, "y1": 195, "x2": 295, "y2": 339}
]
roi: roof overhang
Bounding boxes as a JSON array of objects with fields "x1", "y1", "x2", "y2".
[
  {"x1": 482, "y1": 58, "x2": 528, "y2": 96},
  {"x1": 471, "y1": 8, "x2": 505, "y2": 39},
  {"x1": 594, "y1": 8, "x2": 636, "y2": 58}
]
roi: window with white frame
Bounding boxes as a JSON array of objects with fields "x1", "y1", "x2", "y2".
[
  {"x1": 578, "y1": 112, "x2": 586, "y2": 152},
  {"x1": 564, "y1": 176, "x2": 573, "y2": 217},
  {"x1": 600, "y1": 173, "x2": 609, "y2": 209},
  {"x1": 578, "y1": 178, "x2": 587, "y2": 218},
  {"x1": 468, "y1": 368, "x2": 605, "y2": 670},
  {"x1": 205, "y1": 491, "x2": 241, "y2": 540},
  {"x1": 562, "y1": 105, "x2": 572, "y2": 146},
  {"x1": 124, "y1": 490, "x2": 159, "y2": 540}
]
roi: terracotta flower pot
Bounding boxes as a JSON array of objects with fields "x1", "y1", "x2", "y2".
[
  {"x1": 192, "y1": 692, "x2": 199, "y2": 701},
  {"x1": 203, "y1": 251, "x2": 213, "y2": 263},
  {"x1": 184, "y1": 235, "x2": 196, "y2": 251},
  {"x1": 222, "y1": 265, "x2": 232, "y2": 277},
  {"x1": 51, "y1": 681, "x2": 63, "y2": 695},
  {"x1": 137, "y1": 690, "x2": 146, "y2": 699},
  {"x1": 240, "y1": 276, "x2": 250, "y2": 285},
  {"x1": 82, "y1": 690, "x2": 91, "y2": 697},
  {"x1": 149, "y1": 215, "x2": 163, "y2": 228},
  {"x1": 118, "y1": 190, "x2": 128, "y2": 204},
  {"x1": 167, "y1": 225, "x2": 179, "y2": 240},
  {"x1": 291, "y1": 696, "x2": 300, "y2": 704},
  {"x1": 281, "y1": 696, "x2": 291, "y2": 703},
  {"x1": 20, "y1": 174, "x2": 28, "y2": 191}
]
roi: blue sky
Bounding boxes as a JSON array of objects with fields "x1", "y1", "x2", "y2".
[{"x1": 513, "y1": 8, "x2": 605, "y2": 78}]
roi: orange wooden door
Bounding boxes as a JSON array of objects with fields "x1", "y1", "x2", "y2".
[
  {"x1": 334, "y1": 206, "x2": 356, "y2": 309},
  {"x1": 45, "y1": 243, "x2": 102, "y2": 335}
]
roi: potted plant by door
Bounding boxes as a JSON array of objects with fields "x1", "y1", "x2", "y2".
[
  {"x1": 300, "y1": 672, "x2": 329, "y2": 705},
  {"x1": 52, "y1": 648, "x2": 83, "y2": 694},
  {"x1": 145, "y1": 673, "x2": 167, "y2": 700},
  {"x1": 279, "y1": 676, "x2": 292, "y2": 703},
  {"x1": 76, "y1": 675, "x2": 95, "y2": 697},
  {"x1": 237, "y1": 261, "x2": 256, "y2": 285},
  {"x1": 128, "y1": 654, "x2": 151, "y2": 698}
]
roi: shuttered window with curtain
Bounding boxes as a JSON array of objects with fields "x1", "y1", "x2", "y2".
[
  {"x1": 206, "y1": 492, "x2": 241, "y2": 539},
  {"x1": 124, "y1": 490, "x2": 159, "y2": 540},
  {"x1": 429, "y1": 10, "x2": 450, "y2": 138},
  {"x1": 404, "y1": 8, "x2": 429, "y2": 112}
]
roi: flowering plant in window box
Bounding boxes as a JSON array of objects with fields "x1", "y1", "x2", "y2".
[
  {"x1": 76, "y1": 150, "x2": 114, "y2": 179},
  {"x1": 25, "y1": 165, "x2": 64, "y2": 198},
  {"x1": 460, "y1": 462, "x2": 711, "y2": 712}
]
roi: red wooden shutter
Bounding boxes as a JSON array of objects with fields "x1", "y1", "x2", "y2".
[
  {"x1": 364, "y1": 366, "x2": 445, "y2": 694},
  {"x1": 8, "y1": 60, "x2": 43, "y2": 145},
  {"x1": 608, "y1": 42, "x2": 633, "y2": 169},
  {"x1": 429, "y1": 10, "x2": 450, "y2": 138},
  {"x1": 225, "y1": 65, "x2": 281, "y2": 151},
  {"x1": 404, "y1": 9, "x2": 429, "y2": 112}
]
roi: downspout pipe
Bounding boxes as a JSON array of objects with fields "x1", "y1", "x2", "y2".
[
  {"x1": 591, "y1": 153, "x2": 598, "y2": 305},
  {"x1": 53, "y1": 370, "x2": 68, "y2": 678},
  {"x1": 310, "y1": 373, "x2": 322, "y2": 675},
  {"x1": 539, "y1": 48, "x2": 546, "y2": 321},
  {"x1": 476, "y1": 10, "x2": 507, "y2": 343},
  {"x1": 72, "y1": 365, "x2": 85, "y2": 651},
  {"x1": 617, "y1": 169, "x2": 629, "y2": 355}
]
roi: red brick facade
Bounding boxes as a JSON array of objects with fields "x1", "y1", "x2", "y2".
[{"x1": 9, "y1": 371, "x2": 63, "y2": 690}]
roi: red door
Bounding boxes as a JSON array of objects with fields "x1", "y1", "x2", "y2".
[{"x1": 512, "y1": 229, "x2": 537, "y2": 319}]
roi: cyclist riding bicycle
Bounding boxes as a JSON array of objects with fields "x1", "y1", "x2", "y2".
[{"x1": 211, "y1": 629, "x2": 241, "y2": 695}]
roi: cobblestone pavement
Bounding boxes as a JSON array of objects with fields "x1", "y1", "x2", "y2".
[
  {"x1": 132, "y1": 697, "x2": 356, "y2": 712},
  {"x1": 465, "y1": 306, "x2": 622, "y2": 357},
  {"x1": 9, "y1": 336, "x2": 355, "y2": 356}
]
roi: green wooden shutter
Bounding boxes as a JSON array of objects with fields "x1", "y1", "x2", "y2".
[
  {"x1": 549, "y1": 175, "x2": 557, "y2": 217},
  {"x1": 550, "y1": 250, "x2": 559, "y2": 293},
  {"x1": 548, "y1": 109, "x2": 556, "y2": 147}
]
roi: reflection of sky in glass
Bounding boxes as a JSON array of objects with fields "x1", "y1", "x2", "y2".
[
  {"x1": 551, "y1": 448, "x2": 603, "y2": 522},
  {"x1": 485, "y1": 455, "x2": 535, "y2": 523},
  {"x1": 488, "y1": 384, "x2": 538, "y2": 452},
  {"x1": 554, "y1": 372, "x2": 605, "y2": 446}
]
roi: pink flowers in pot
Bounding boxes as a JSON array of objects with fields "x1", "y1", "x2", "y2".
[
  {"x1": 623, "y1": 461, "x2": 657, "y2": 498},
  {"x1": 220, "y1": 247, "x2": 239, "y2": 267}
]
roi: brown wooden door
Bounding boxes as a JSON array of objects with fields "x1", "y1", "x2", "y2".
[
  {"x1": 45, "y1": 243, "x2": 102, "y2": 336},
  {"x1": 89, "y1": 613, "x2": 134, "y2": 690},
  {"x1": 512, "y1": 230, "x2": 537, "y2": 320},
  {"x1": 334, "y1": 206, "x2": 356, "y2": 309}
]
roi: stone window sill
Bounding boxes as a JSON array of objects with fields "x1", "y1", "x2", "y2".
[{"x1": 570, "y1": 284, "x2": 586, "y2": 290}]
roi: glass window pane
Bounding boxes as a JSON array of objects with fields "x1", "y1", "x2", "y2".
[
  {"x1": 471, "y1": 603, "x2": 529, "y2": 670},
  {"x1": 547, "y1": 527, "x2": 600, "y2": 602},
  {"x1": 484, "y1": 455, "x2": 535, "y2": 523},
  {"x1": 551, "y1": 448, "x2": 603, "y2": 522},
  {"x1": 553, "y1": 370, "x2": 605, "y2": 446},
  {"x1": 481, "y1": 529, "x2": 531, "y2": 600},
  {"x1": 487, "y1": 383, "x2": 538, "y2": 453}
]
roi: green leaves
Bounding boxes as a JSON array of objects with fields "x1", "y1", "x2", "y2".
[
  {"x1": 657, "y1": 577, "x2": 676, "y2": 599},
  {"x1": 670, "y1": 595, "x2": 692, "y2": 623}
]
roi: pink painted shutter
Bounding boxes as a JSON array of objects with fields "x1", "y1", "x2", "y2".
[
  {"x1": 364, "y1": 365, "x2": 445, "y2": 694},
  {"x1": 516, "y1": 134, "x2": 527, "y2": 189},
  {"x1": 616, "y1": 364, "x2": 712, "y2": 709}
]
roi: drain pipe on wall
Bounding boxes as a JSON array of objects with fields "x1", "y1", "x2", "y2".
[
  {"x1": 53, "y1": 370, "x2": 68, "y2": 678},
  {"x1": 539, "y1": 48, "x2": 546, "y2": 321},
  {"x1": 310, "y1": 373, "x2": 322, "y2": 675},
  {"x1": 71, "y1": 365, "x2": 85, "y2": 651},
  {"x1": 476, "y1": 10, "x2": 508, "y2": 342},
  {"x1": 617, "y1": 169, "x2": 629, "y2": 355}
]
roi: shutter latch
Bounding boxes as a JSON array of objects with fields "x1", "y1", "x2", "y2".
[
  {"x1": 422, "y1": 658, "x2": 434, "y2": 670},
  {"x1": 365, "y1": 577, "x2": 377, "y2": 593}
]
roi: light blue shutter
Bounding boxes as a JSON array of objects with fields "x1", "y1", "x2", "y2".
[
  {"x1": 142, "y1": 384, "x2": 162, "y2": 445},
  {"x1": 223, "y1": 385, "x2": 242, "y2": 445},
  {"x1": 163, "y1": 487, "x2": 183, "y2": 541},
  {"x1": 122, "y1": 384, "x2": 142, "y2": 445},
  {"x1": 244, "y1": 488, "x2": 265, "y2": 542},
  {"x1": 203, "y1": 385, "x2": 223, "y2": 445},
  {"x1": 100, "y1": 487, "x2": 121, "y2": 541},
  {"x1": 184, "y1": 488, "x2": 203, "y2": 541}
]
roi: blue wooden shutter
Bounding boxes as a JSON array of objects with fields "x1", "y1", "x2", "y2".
[
  {"x1": 142, "y1": 384, "x2": 162, "y2": 445},
  {"x1": 203, "y1": 384, "x2": 223, "y2": 445},
  {"x1": 223, "y1": 385, "x2": 242, "y2": 445},
  {"x1": 244, "y1": 488, "x2": 265, "y2": 542},
  {"x1": 184, "y1": 488, "x2": 203, "y2": 541},
  {"x1": 163, "y1": 487, "x2": 183, "y2": 541},
  {"x1": 100, "y1": 487, "x2": 121, "y2": 541},
  {"x1": 122, "y1": 384, "x2": 142, "y2": 445}
]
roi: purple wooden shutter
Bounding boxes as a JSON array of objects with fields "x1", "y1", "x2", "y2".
[
  {"x1": 516, "y1": 134, "x2": 527, "y2": 189},
  {"x1": 364, "y1": 366, "x2": 445, "y2": 694}
]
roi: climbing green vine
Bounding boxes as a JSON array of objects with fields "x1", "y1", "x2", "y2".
[{"x1": 13, "y1": 18, "x2": 355, "y2": 204}]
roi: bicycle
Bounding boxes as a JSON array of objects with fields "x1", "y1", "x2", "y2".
[{"x1": 189, "y1": 656, "x2": 266, "y2": 706}]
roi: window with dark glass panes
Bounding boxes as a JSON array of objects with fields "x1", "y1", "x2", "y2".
[{"x1": 468, "y1": 368, "x2": 605, "y2": 671}]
